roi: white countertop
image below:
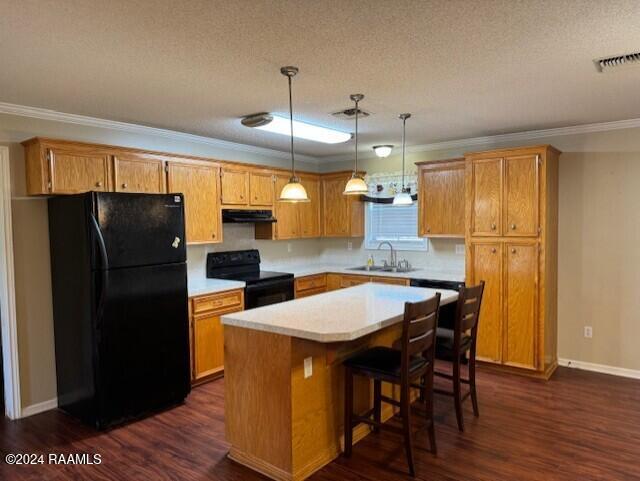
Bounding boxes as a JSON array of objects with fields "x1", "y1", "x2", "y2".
[
  {"x1": 261, "y1": 262, "x2": 465, "y2": 283},
  {"x1": 187, "y1": 278, "x2": 245, "y2": 297},
  {"x1": 221, "y1": 283, "x2": 458, "y2": 342}
]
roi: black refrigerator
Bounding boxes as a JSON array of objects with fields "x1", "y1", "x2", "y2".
[{"x1": 48, "y1": 192, "x2": 191, "y2": 429}]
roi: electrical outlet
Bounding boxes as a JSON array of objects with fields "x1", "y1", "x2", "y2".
[
  {"x1": 347, "y1": 241, "x2": 353, "y2": 251},
  {"x1": 584, "y1": 326, "x2": 593, "y2": 338},
  {"x1": 304, "y1": 357, "x2": 313, "y2": 378},
  {"x1": 455, "y1": 244, "x2": 465, "y2": 255},
  {"x1": 287, "y1": 243, "x2": 292, "y2": 253}
]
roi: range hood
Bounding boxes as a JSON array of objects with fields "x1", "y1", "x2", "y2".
[{"x1": 222, "y1": 209, "x2": 277, "y2": 223}]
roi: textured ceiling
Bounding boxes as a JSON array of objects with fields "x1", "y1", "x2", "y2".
[{"x1": 1, "y1": 0, "x2": 640, "y2": 158}]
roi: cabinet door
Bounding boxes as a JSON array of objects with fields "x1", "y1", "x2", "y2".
[
  {"x1": 274, "y1": 175, "x2": 299, "y2": 239},
  {"x1": 419, "y1": 163, "x2": 465, "y2": 237},
  {"x1": 114, "y1": 155, "x2": 165, "y2": 193},
  {"x1": 193, "y1": 312, "x2": 224, "y2": 380},
  {"x1": 249, "y1": 172, "x2": 274, "y2": 206},
  {"x1": 469, "y1": 242, "x2": 503, "y2": 363},
  {"x1": 298, "y1": 177, "x2": 321, "y2": 238},
  {"x1": 504, "y1": 241, "x2": 538, "y2": 370},
  {"x1": 167, "y1": 162, "x2": 221, "y2": 244},
  {"x1": 339, "y1": 275, "x2": 370, "y2": 288},
  {"x1": 504, "y1": 154, "x2": 539, "y2": 237},
  {"x1": 470, "y1": 157, "x2": 502, "y2": 236},
  {"x1": 48, "y1": 147, "x2": 111, "y2": 193},
  {"x1": 322, "y1": 177, "x2": 349, "y2": 237},
  {"x1": 221, "y1": 169, "x2": 249, "y2": 205}
]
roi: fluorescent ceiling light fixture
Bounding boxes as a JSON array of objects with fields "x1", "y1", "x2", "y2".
[
  {"x1": 373, "y1": 145, "x2": 393, "y2": 158},
  {"x1": 242, "y1": 113, "x2": 351, "y2": 144}
]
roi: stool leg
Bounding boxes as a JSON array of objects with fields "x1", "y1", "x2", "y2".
[
  {"x1": 344, "y1": 366, "x2": 353, "y2": 457},
  {"x1": 401, "y1": 382, "x2": 415, "y2": 476},
  {"x1": 373, "y1": 379, "x2": 381, "y2": 433},
  {"x1": 425, "y1": 369, "x2": 437, "y2": 455},
  {"x1": 453, "y1": 356, "x2": 464, "y2": 432},
  {"x1": 469, "y1": 346, "x2": 480, "y2": 417}
]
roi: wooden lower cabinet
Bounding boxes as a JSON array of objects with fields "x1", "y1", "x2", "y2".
[
  {"x1": 324, "y1": 273, "x2": 410, "y2": 290},
  {"x1": 294, "y1": 274, "x2": 327, "y2": 298},
  {"x1": 189, "y1": 289, "x2": 244, "y2": 384}
]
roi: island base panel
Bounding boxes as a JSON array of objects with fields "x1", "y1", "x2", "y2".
[{"x1": 224, "y1": 324, "x2": 411, "y2": 481}]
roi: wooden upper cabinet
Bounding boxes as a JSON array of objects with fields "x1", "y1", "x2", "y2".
[
  {"x1": 298, "y1": 177, "x2": 321, "y2": 238},
  {"x1": 113, "y1": 154, "x2": 165, "y2": 193},
  {"x1": 48, "y1": 146, "x2": 111, "y2": 194},
  {"x1": 470, "y1": 241, "x2": 503, "y2": 364},
  {"x1": 249, "y1": 172, "x2": 274, "y2": 206},
  {"x1": 220, "y1": 168, "x2": 249, "y2": 205},
  {"x1": 504, "y1": 154, "x2": 539, "y2": 237},
  {"x1": 321, "y1": 173, "x2": 364, "y2": 238},
  {"x1": 273, "y1": 175, "x2": 300, "y2": 239},
  {"x1": 504, "y1": 241, "x2": 538, "y2": 370},
  {"x1": 417, "y1": 159, "x2": 465, "y2": 237},
  {"x1": 469, "y1": 157, "x2": 502, "y2": 237},
  {"x1": 166, "y1": 161, "x2": 222, "y2": 244}
]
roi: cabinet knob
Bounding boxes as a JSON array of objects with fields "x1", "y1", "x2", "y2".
[
  {"x1": 95, "y1": 181, "x2": 103, "y2": 187},
  {"x1": 511, "y1": 224, "x2": 517, "y2": 230},
  {"x1": 122, "y1": 183, "x2": 128, "y2": 189},
  {"x1": 491, "y1": 223, "x2": 496, "y2": 230},
  {"x1": 212, "y1": 233, "x2": 216, "y2": 239},
  {"x1": 491, "y1": 248, "x2": 497, "y2": 253},
  {"x1": 240, "y1": 195, "x2": 244, "y2": 199},
  {"x1": 426, "y1": 227, "x2": 431, "y2": 233},
  {"x1": 511, "y1": 248, "x2": 517, "y2": 254}
]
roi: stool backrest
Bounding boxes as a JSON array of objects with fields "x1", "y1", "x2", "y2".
[
  {"x1": 455, "y1": 281, "x2": 485, "y2": 341},
  {"x1": 401, "y1": 293, "x2": 441, "y2": 377}
]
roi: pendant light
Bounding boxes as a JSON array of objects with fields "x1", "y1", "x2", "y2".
[
  {"x1": 393, "y1": 113, "x2": 413, "y2": 205},
  {"x1": 278, "y1": 66, "x2": 310, "y2": 202},
  {"x1": 343, "y1": 94, "x2": 368, "y2": 195}
]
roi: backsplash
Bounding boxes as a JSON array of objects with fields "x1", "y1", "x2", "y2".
[{"x1": 187, "y1": 223, "x2": 465, "y2": 279}]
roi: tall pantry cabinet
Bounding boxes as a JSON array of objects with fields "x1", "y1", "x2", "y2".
[{"x1": 465, "y1": 145, "x2": 560, "y2": 378}]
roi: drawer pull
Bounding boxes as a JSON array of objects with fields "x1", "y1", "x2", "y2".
[
  {"x1": 511, "y1": 224, "x2": 517, "y2": 230},
  {"x1": 96, "y1": 181, "x2": 103, "y2": 187},
  {"x1": 491, "y1": 248, "x2": 497, "y2": 253},
  {"x1": 491, "y1": 223, "x2": 496, "y2": 230},
  {"x1": 122, "y1": 183, "x2": 128, "y2": 189},
  {"x1": 511, "y1": 248, "x2": 517, "y2": 254}
]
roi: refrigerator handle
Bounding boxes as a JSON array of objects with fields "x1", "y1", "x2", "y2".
[{"x1": 90, "y1": 214, "x2": 109, "y2": 320}]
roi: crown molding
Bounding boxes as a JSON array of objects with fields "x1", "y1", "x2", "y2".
[
  {"x1": 0, "y1": 102, "x2": 320, "y2": 164},
  {"x1": 322, "y1": 117, "x2": 640, "y2": 163}
]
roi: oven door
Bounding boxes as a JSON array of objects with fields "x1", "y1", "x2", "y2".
[{"x1": 244, "y1": 278, "x2": 294, "y2": 309}]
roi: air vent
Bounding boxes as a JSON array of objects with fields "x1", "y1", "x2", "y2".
[
  {"x1": 331, "y1": 107, "x2": 371, "y2": 120},
  {"x1": 595, "y1": 52, "x2": 640, "y2": 72}
]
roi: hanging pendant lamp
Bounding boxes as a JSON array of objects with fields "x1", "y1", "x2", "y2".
[
  {"x1": 278, "y1": 66, "x2": 310, "y2": 202},
  {"x1": 393, "y1": 113, "x2": 413, "y2": 205},
  {"x1": 343, "y1": 94, "x2": 368, "y2": 195}
]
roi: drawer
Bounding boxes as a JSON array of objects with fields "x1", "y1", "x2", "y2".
[
  {"x1": 295, "y1": 274, "x2": 327, "y2": 293},
  {"x1": 369, "y1": 276, "x2": 409, "y2": 286},
  {"x1": 192, "y1": 289, "x2": 244, "y2": 314},
  {"x1": 295, "y1": 286, "x2": 327, "y2": 299},
  {"x1": 339, "y1": 275, "x2": 370, "y2": 288}
]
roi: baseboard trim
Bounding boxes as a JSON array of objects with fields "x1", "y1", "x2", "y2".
[
  {"x1": 21, "y1": 397, "x2": 58, "y2": 418},
  {"x1": 558, "y1": 358, "x2": 640, "y2": 380}
]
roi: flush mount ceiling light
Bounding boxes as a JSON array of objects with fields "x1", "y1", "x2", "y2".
[
  {"x1": 241, "y1": 113, "x2": 351, "y2": 144},
  {"x1": 393, "y1": 113, "x2": 413, "y2": 206},
  {"x1": 343, "y1": 94, "x2": 369, "y2": 196},
  {"x1": 373, "y1": 145, "x2": 393, "y2": 158},
  {"x1": 277, "y1": 66, "x2": 309, "y2": 203}
]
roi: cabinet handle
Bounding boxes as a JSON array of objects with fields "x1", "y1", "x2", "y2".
[
  {"x1": 491, "y1": 223, "x2": 496, "y2": 230},
  {"x1": 122, "y1": 183, "x2": 128, "y2": 189},
  {"x1": 511, "y1": 224, "x2": 517, "y2": 230},
  {"x1": 96, "y1": 181, "x2": 103, "y2": 188},
  {"x1": 491, "y1": 248, "x2": 497, "y2": 253},
  {"x1": 511, "y1": 248, "x2": 517, "y2": 254}
]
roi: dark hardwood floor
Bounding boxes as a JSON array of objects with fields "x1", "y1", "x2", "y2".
[{"x1": 2, "y1": 365, "x2": 639, "y2": 481}]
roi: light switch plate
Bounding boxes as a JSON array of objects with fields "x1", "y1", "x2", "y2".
[
  {"x1": 584, "y1": 326, "x2": 593, "y2": 338},
  {"x1": 304, "y1": 357, "x2": 313, "y2": 378},
  {"x1": 287, "y1": 243, "x2": 292, "y2": 253},
  {"x1": 347, "y1": 242, "x2": 353, "y2": 251},
  {"x1": 455, "y1": 244, "x2": 465, "y2": 255}
]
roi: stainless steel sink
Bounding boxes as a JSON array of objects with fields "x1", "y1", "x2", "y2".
[{"x1": 348, "y1": 265, "x2": 419, "y2": 274}]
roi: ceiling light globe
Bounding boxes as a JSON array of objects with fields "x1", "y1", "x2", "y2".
[
  {"x1": 279, "y1": 177, "x2": 310, "y2": 202},
  {"x1": 373, "y1": 145, "x2": 393, "y2": 158}
]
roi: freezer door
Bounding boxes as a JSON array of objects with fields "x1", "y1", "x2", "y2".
[
  {"x1": 94, "y1": 262, "x2": 190, "y2": 428},
  {"x1": 93, "y1": 192, "x2": 186, "y2": 269}
]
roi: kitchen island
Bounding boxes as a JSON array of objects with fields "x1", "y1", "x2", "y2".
[{"x1": 221, "y1": 283, "x2": 458, "y2": 481}]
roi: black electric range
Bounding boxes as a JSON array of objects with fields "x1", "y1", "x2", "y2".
[{"x1": 206, "y1": 249, "x2": 294, "y2": 309}]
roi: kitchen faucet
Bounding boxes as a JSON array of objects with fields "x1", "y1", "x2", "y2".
[{"x1": 377, "y1": 241, "x2": 396, "y2": 268}]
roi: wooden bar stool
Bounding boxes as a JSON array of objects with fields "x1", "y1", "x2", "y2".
[
  {"x1": 434, "y1": 282, "x2": 485, "y2": 432},
  {"x1": 343, "y1": 294, "x2": 440, "y2": 477}
]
